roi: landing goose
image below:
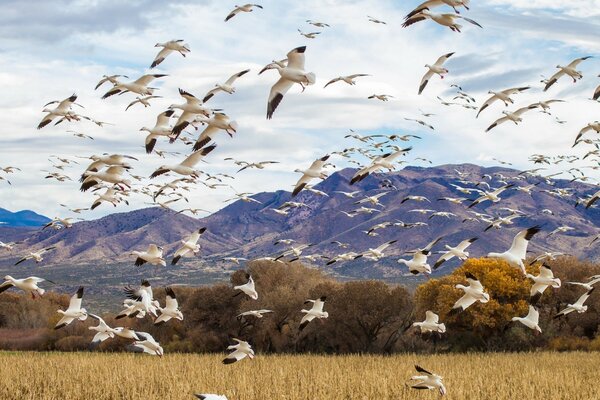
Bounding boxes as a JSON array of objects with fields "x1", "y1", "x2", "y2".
[
  {"x1": 233, "y1": 272, "x2": 258, "y2": 300},
  {"x1": 413, "y1": 311, "x2": 446, "y2": 334},
  {"x1": 409, "y1": 365, "x2": 446, "y2": 396},
  {"x1": 222, "y1": 339, "x2": 254, "y2": 364}
]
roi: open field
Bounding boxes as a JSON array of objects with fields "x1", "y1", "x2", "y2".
[{"x1": 0, "y1": 352, "x2": 598, "y2": 399}]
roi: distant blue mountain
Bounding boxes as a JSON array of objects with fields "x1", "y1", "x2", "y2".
[{"x1": 0, "y1": 208, "x2": 51, "y2": 227}]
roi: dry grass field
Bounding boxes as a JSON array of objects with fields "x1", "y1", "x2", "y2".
[{"x1": 0, "y1": 352, "x2": 598, "y2": 399}]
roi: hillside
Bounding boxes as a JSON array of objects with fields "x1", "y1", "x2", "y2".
[{"x1": 0, "y1": 208, "x2": 50, "y2": 227}]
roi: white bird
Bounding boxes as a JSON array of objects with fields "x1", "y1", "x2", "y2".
[
  {"x1": 192, "y1": 113, "x2": 239, "y2": 151},
  {"x1": 403, "y1": 7, "x2": 482, "y2": 32},
  {"x1": 434, "y1": 238, "x2": 477, "y2": 270},
  {"x1": 300, "y1": 296, "x2": 329, "y2": 331},
  {"x1": 334, "y1": 190, "x2": 361, "y2": 198},
  {"x1": 292, "y1": 154, "x2": 330, "y2": 197},
  {"x1": 225, "y1": 4, "x2": 263, "y2": 21},
  {"x1": 91, "y1": 187, "x2": 128, "y2": 210},
  {"x1": 125, "y1": 95, "x2": 162, "y2": 111},
  {"x1": 140, "y1": 110, "x2": 176, "y2": 154},
  {"x1": 485, "y1": 105, "x2": 539, "y2": 132},
  {"x1": 451, "y1": 272, "x2": 489, "y2": 313},
  {"x1": 355, "y1": 240, "x2": 397, "y2": 261},
  {"x1": 487, "y1": 226, "x2": 541, "y2": 274},
  {"x1": 476, "y1": 87, "x2": 530, "y2": 118},
  {"x1": 151, "y1": 39, "x2": 190, "y2": 68},
  {"x1": 131, "y1": 332, "x2": 164, "y2": 356},
  {"x1": 150, "y1": 144, "x2": 216, "y2": 179},
  {"x1": 14, "y1": 246, "x2": 56, "y2": 265},
  {"x1": 565, "y1": 277, "x2": 600, "y2": 292},
  {"x1": 468, "y1": 184, "x2": 514, "y2": 208},
  {"x1": 222, "y1": 257, "x2": 248, "y2": 265},
  {"x1": 325, "y1": 252, "x2": 359, "y2": 265},
  {"x1": 233, "y1": 272, "x2": 258, "y2": 300},
  {"x1": 527, "y1": 264, "x2": 561, "y2": 303},
  {"x1": 554, "y1": 288, "x2": 594, "y2": 318},
  {"x1": 324, "y1": 74, "x2": 370, "y2": 88},
  {"x1": 237, "y1": 309, "x2": 274, "y2": 319},
  {"x1": 306, "y1": 20, "x2": 330, "y2": 28},
  {"x1": 544, "y1": 56, "x2": 593, "y2": 91},
  {"x1": 80, "y1": 166, "x2": 131, "y2": 192},
  {"x1": 113, "y1": 327, "x2": 140, "y2": 340},
  {"x1": 0, "y1": 275, "x2": 53, "y2": 298},
  {"x1": 355, "y1": 192, "x2": 389, "y2": 206},
  {"x1": 512, "y1": 305, "x2": 542, "y2": 333},
  {"x1": 118, "y1": 280, "x2": 159, "y2": 319},
  {"x1": 203, "y1": 69, "x2": 250, "y2": 102},
  {"x1": 413, "y1": 311, "x2": 446, "y2": 334},
  {"x1": 54, "y1": 287, "x2": 87, "y2": 330},
  {"x1": 548, "y1": 225, "x2": 574, "y2": 237},
  {"x1": 131, "y1": 244, "x2": 166, "y2": 267},
  {"x1": 169, "y1": 89, "x2": 214, "y2": 139},
  {"x1": 222, "y1": 338, "x2": 254, "y2": 364},
  {"x1": 405, "y1": 0, "x2": 470, "y2": 19},
  {"x1": 88, "y1": 314, "x2": 118, "y2": 348},
  {"x1": 100, "y1": 74, "x2": 168, "y2": 99},
  {"x1": 419, "y1": 52, "x2": 454, "y2": 95},
  {"x1": 350, "y1": 147, "x2": 413, "y2": 184},
  {"x1": 368, "y1": 94, "x2": 394, "y2": 101},
  {"x1": 172, "y1": 228, "x2": 206, "y2": 265},
  {"x1": 409, "y1": 365, "x2": 447, "y2": 396},
  {"x1": 266, "y1": 46, "x2": 316, "y2": 119},
  {"x1": 398, "y1": 237, "x2": 443, "y2": 275},
  {"x1": 0, "y1": 241, "x2": 16, "y2": 251},
  {"x1": 367, "y1": 15, "x2": 387, "y2": 24},
  {"x1": 37, "y1": 94, "x2": 83, "y2": 129},
  {"x1": 573, "y1": 121, "x2": 600, "y2": 147},
  {"x1": 298, "y1": 29, "x2": 321, "y2": 39},
  {"x1": 155, "y1": 287, "x2": 184, "y2": 325},
  {"x1": 195, "y1": 395, "x2": 228, "y2": 400}
]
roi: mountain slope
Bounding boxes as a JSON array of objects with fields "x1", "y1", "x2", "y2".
[{"x1": 0, "y1": 208, "x2": 50, "y2": 227}]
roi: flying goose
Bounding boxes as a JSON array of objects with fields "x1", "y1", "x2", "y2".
[
  {"x1": 237, "y1": 309, "x2": 273, "y2": 319},
  {"x1": 512, "y1": 305, "x2": 541, "y2": 333},
  {"x1": 81, "y1": 154, "x2": 137, "y2": 178},
  {"x1": 419, "y1": 52, "x2": 454, "y2": 95},
  {"x1": 403, "y1": 7, "x2": 482, "y2": 32},
  {"x1": 130, "y1": 332, "x2": 163, "y2": 356},
  {"x1": 14, "y1": 246, "x2": 56, "y2": 265},
  {"x1": 298, "y1": 29, "x2": 321, "y2": 39},
  {"x1": 468, "y1": 184, "x2": 514, "y2": 208},
  {"x1": 126, "y1": 95, "x2": 162, "y2": 111},
  {"x1": 355, "y1": 192, "x2": 389, "y2": 206},
  {"x1": 554, "y1": 288, "x2": 594, "y2": 318},
  {"x1": 192, "y1": 113, "x2": 238, "y2": 151},
  {"x1": 324, "y1": 74, "x2": 370, "y2": 88},
  {"x1": 405, "y1": 0, "x2": 470, "y2": 20},
  {"x1": 91, "y1": 187, "x2": 128, "y2": 210},
  {"x1": 0, "y1": 275, "x2": 53, "y2": 298},
  {"x1": 487, "y1": 226, "x2": 541, "y2": 274},
  {"x1": 306, "y1": 20, "x2": 330, "y2": 28},
  {"x1": 222, "y1": 339, "x2": 254, "y2": 364},
  {"x1": 527, "y1": 264, "x2": 561, "y2": 304},
  {"x1": 80, "y1": 166, "x2": 131, "y2": 192},
  {"x1": 355, "y1": 240, "x2": 397, "y2": 261},
  {"x1": 150, "y1": 144, "x2": 216, "y2": 178},
  {"x1": 367, "y1": 16, "x2": 386, "y2": 24},
  {"x1": 94, "y1": 74, "x2": 128, "y2": 90},
  {"x1": 131, "y1": 244, "x2": 166, "y2": 267},
  {"x1": 118, "y1": 280, "x2": 159, "y2": 319},
  {"x1": 544, "y1": 56, "x2": 593, "y2": 91},
  {"x1": 0, "y1": 241, "x2": 16, "y2": 251},
  {"x1": 292, "y1": 154, "x2": 330, "y2": 196},
  {"x1": 203, "y1": 69, "x2": 250, "y2": 102},
  {"x1": 476, "y1": 87, "x2": 530, "y2": 118},
  {"x1": 413, "y1": 311, "x2": 446, "y2": 334},
  {"x1": 485, "y1": 105, "x2": 539, "y2": 132},
  {"x1": 225, "y1": 4, "x2": 263, "y2": 21},
  {"x1": 172, "y1": 228, "x2": 206, "y2": 265},
  {"x1": 368, "y1": 94, "x2": 394, "y2": 101},
  {"x1": 195, "y1": 395, "x2": 228, "y2": 400},
  {"x1": 140, "y1": 110, "x2": 175, "y2": 153},
  {"x1": 433, "y1": 238, "x2": 477, "y2": 269},
  {"x1": 409, "y1": 365, "x2": 447, "y2": 396},
  {"x1": 100, "y1": 74, "x2": 168, "y2": 99},
  {"x1": 350, "y1": 147, "x2": 412, "y2": 184},
  {"x1": 565, "y1": 277, "x2": 600, "y2": 292},
  {"x1": 155, "y1": 287, "x2": 183, "y2": 325},
  {"x1": 397, "y1": 237, "x2": 443, "y2": 275},
  {"x1": 37, "y1": 94, "x2": 82, "y2": 129},
  {"x1": 450, "y1": 272, "x2": 489, "y2": 313},
  {"x1": 55, "y1": 287, "x2": 87, "y2": 330},
  {"x1": 151, "y1": 40, "x2": 190, "y2": 68},
  {"x1": 573, "y1": 121, "x2": 600, "y2": 147},
  {"x1": 223, "y1": 257, "x2": 248, "y2": 264},
  {"x1": 300, "y1": 296, "x2": 328, "y2": 331},
  {"x1": 88, "y1": 314, "x2": 118, "y2": 348},
  {"x1": 265, "y1": 46, "x2": 316, "y2": 119},
  {"x1": 169, "y1": 89, "x2": 214, "y2": 140},
  {"x1": 233, "y1": 272, "x2": 258, "y2": 300}
]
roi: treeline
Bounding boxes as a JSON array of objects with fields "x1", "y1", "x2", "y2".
[{"x1": 1, "y1": 257, "x2": 600, "y2": 353}]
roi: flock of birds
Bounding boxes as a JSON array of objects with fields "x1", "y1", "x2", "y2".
[{"x1": 2, "y1": 1, "x2": 600, "y2": 398}]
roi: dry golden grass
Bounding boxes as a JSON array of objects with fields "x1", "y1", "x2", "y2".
[{"x1": 0, "y1": 352, "x2": 598, "y2": 399}]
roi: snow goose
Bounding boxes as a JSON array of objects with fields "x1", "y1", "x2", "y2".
[
  {"x1": 554, "y1": 288, "x2": 594, "y2": 318},
  {"x1": 355, "y1": 240, "x2": 397, "y2": 261},
  {"x1": 126, "y1": 95, "x2": 162, "y2": 111},
  {"x1": 298, "y1": 29, "x2": 321, "y2": 39},
  {"x1": 350, "y1": 147, "x2": 412, "y2": 184},
  {"x1": 237, "y1": 309, "x2": 273, "y2": 319},
  {"x1": 169, "y1": 89, "x2": 214, "y2": 140},
  {"x1": 100, "y1": 74, "x2": 168, "y2": 99},
  {"x1": 512, "y1": 305, "x2": 541, "y2": 333},
  {"x1": 544, "y1": 56, "x2": 593, "y2": 91},
  {"x1": 419, "y1": 52, "x2": 454, "y2": 95},
  {"x1": 334, "y1": 190, "x2": 361, "y2": 198},
  {"x1": 397, "y1": 237, "x2": 443, "y2": 275},
  {"x1": 130, "y1": 332, "x2": 163, "y2": 356},
  {"x1": 0, "y1": 241, "x2": 16, "y2": 251},
  {"x1": 233, "y1": 272, "x2": 258, "y2": 300},
  {"x1": 529, "y1": 251, "x2": 564, "y2": 265},
  {"x1": 326, "y1": 252, "x2": 359, "y2": 265},
  {"x1": 91, "y1": 187, "x2": 128, "y2": 210},
  {"x1": 468, "y1": 184, "x2": 514, "y2": 208},
  {"x1": 404, "y1": 117, "x2": 435, "y2": 130},
  {"x1": 485, "y1": 105, "x2": 539, "y2": 132},
  {"x1": 131, "y1": 244, "x2": 166, "y2": 267},
  {"x1": 324, "y1": 74, "x2": 370, "y2": 88},
  {"x1": 487, "y1": 225, "x2": 541, "y2": 274},
  {"x1": 118, "y1": 280, "x2": 159, "y2": 319},
  {"x1": 140, "y1": 110, "x2": 176, "y2": 154},
  {"x1": 222, "y1": 257, "x2": 248, "y2": 264},
  {"x1": 150, "y1": 144, "x2": 216, "y2": 178},
  {"x1": 527, "y1": 264, "x2": 561, "y2": 304},
  {"x1": 300, "y1": 296, "x2": 328, "y2": 331},
  {"x1": 292, "y1": 154, "x2": 330, "y2": 196},
  {"x1": 403, "y1": 7, "x2": 482, "y2": 32},
  {"x1": 413, "y1": 311, "x2": 446, "y2": 334},
  {"x1": 409, "y1": 365, "x2": 446, "y2": 396},
  {"x1": 355, "y1": 192, "x2": 389, "y2": 206},
  {"x1": 223, "y1": 338, "x2": 254, "y2": 364},
  {"x1": 306, "y1": 20, "x2": 330, "y2": 28},
  {"x1": 94, "y1": 74, "x2": 128, "y2": 90},
  {"x1": 401, "y1": 195, "x2": 430, "y2": 204},
  {"x1": 192, "y1": 113, "x2": 238, "y2": 151},
  {"x1": 37, "y1": 94, "x2": 82, "y2": 129},
  {"x1": 275, "y1": 243, "x2": 313, "y2": 261},
  {"x1": 483, "y1": 214, "x2": 521, "y2": 231},
  {"x1": 450, "y1": 272, "x2": 489, "y2": 313},
  {"x1": 0, "y1": 276, "x2": 53, "y2": 298},
  {"x1": 265, "y1": 46, "x2": 315, "y2": 119},
  {"x1": 14, "y1": 246, "x2": 56, "y2": 265},
  {"x1": 531, "y1": 99, "x2": 565, "y2": 113},
  {"x1": 367, "y1": 16, "x2": 387, "y2": 24},
  {"x1": 548, "y1": 225, "x2": 574, "y2": 237},
  {"x1": 476, "y1": 87, "x2": 530, "y2": 118},
  {"x1": 112, "y1": 327, "x2": 140, "y2": 340},
  {"x1": 565, "y1": 277, "x2": 600, "y2": 292},
  {"x1": 433, "y1": 237, "x2": 477, "y2": 269},
  {"x1": 155, "y1": 287, "x2": 183, "y2": 325},
  {"x1": 573, "y1": 121, "x2": 600, "y2": 147},
  {"x1": 54, "y1": 287, "x2": 87, "y2": 330},
  {"x1": 195, "y1": 395, "x2": 228, "y2": 400},
  {"x1": 88, "y1": 314, "x2": 118, "y2": 348},
  {"x1": 81, "y1": 154, "x2": 137, "y2": 179},
  {"x1": 225, "y1": 4, "x2": 263, "y2": 21},
  {"x1": 172, "y1": 228, "x2": 206, "y2": 265},
  {"x1": 151, "y1": 40, "x2": 190, "y2": 68},
  {"x1": 405, "y1": 0, "x2": 470, "y2": 20},
  {"x1": 236, "y1": 160, "x2": 279, "y2": 173},
  {"x1": 80, "y1": 166, "x2": 131, "y2": 192},
  {"x1": 368, "y1": 94, "x2": 394, "y2": 101},
  {"x1": 203, "y1": 69, "x2": 250, "y2": 102}
]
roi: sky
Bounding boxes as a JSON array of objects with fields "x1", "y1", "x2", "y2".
[{"x1": 1, "y1": 0, "x2": 599, "y2": 219}]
